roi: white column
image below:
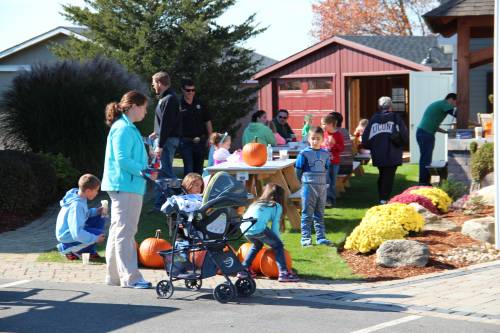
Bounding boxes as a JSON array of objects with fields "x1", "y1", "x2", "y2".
[{"x1": 494, "y1": 0, "x2": 500, "y2": 250}]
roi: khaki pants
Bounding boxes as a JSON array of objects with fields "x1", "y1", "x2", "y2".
[{"x1": 106, "y1": 191, "x2": 144, "y2": 287}]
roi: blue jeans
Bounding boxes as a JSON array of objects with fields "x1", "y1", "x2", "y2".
[
  {"x1": 155, "y1": 137, "x2": 180, "y2": 209},
  {"x1": 243, "y1": 228, "x2": 287, "y2": 273},
  {"x1": 57, "y1": 216, "x2": 105, "y2": 254},
  {"x1": 416, "y1": 128, "x2": 435, "y2": 185},
  {"x1": 180, "y1": 138, "x2": 207, "y2": 176},
  {"x1": 327, "y1": 164, "x2": 340, "y2": 205},
  {"x1": 301, "y1": 183, "x2": 327, "y2": 242}
]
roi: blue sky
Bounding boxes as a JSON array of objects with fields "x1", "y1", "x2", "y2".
[{"x1": 0, "y1": 0, "x2": 316, "y2": 61}]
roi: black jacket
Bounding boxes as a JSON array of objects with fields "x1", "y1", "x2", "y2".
[
  {"x1": 154, "y1": 88, "x2": 182, "y2": 148},
  {"x1": 362, "y1": 111, "x2": 408, "y2": 167}
]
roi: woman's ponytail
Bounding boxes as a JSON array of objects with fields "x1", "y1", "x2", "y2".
[{"x1": 105, "y1": 102, "x2": 122, "y2": 127}]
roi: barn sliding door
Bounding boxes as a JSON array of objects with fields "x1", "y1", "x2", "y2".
[{"x1": 409, "y1": 71, "x2": 454, "y2": 164}]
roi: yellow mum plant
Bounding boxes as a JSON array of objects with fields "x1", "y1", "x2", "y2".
[
  {"x1": 345, "y1": 203, "x2": 425, "y2": 253},
  {"x1": 409, "y1": 187, "x2": 452, "y2": 213}
]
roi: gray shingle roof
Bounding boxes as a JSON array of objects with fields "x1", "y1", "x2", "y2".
[
  {"x1": 339, "y1": 35, "x2": 452, "y2": 69},
  {"x1": 423, "y1": 0, "x2": 494, "y2": 17}
]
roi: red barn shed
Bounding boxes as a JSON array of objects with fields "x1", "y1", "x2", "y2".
[{"x1": 253, "y1": 35, "x2": 452, "y2": 138}]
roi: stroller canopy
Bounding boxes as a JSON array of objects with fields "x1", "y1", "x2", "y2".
[{"x1": 201, "y1": 172, "x2": 248, "y2": 209}]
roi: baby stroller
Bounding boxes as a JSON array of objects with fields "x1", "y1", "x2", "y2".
[{"x1": 155, "y1": 171, "x2": 257, "y2": 303}]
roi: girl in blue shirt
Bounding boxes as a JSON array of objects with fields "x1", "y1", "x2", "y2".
[{"x1": 239, "y1": 183, "x2": 299, "y2": 282}]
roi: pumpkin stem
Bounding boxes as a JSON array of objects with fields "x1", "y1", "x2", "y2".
[
  {"x1": 253, "y1": 136, "x2": 259, "y2": 143},
  {"x1": 155, "y1": 229, "x2": 161, "y2": 239}
]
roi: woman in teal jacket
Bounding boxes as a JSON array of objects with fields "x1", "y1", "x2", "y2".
[
  {"x1": 101, "y1": 90, "x2": 152, "y2": 289},
  {"x1": 242, "y1": 110, "x2": 276, "y2": 146}
]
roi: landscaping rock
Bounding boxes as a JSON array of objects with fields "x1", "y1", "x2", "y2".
[
  {"x1": 461, "y1": 217, "x2": 495, "y2": 243},
  {"x1": 424, "y1": 219, "x2": 460, "y2": 232},
  {"x1": 409, "y1": 203, "x2": 439, "y2": 222},
  {"x1": 376, "y1": 240, "x2": 430, "y2": 268},
  {"x1": 480, "y1": 172, "x2": 495, "y2": 188},
  {"x1": 475, "y1": 185, "x2": 495, "y2": 206},
  {"x1": 408, "y1": 203, "x2": 459, "y2": 231}
]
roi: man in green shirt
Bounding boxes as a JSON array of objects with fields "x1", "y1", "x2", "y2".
[{"x1": 416, "y1": 93, "x2": 457, "y2": 185}]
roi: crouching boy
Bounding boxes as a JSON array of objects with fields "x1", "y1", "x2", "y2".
[{"x1": 55, "y1": 174, "x2": 106, "y2": 260}]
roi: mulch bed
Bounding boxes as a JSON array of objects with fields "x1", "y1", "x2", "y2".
[
  {"x1": 339, "y1": 208, "x2": 494, "y2": 282},
  {"x1": 0, "y1": 212, "x2": 36, "y2": 234}
]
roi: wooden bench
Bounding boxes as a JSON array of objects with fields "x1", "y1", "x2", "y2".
[
  {"x1": 289, "y1": 160, "x2": 363, "y2": 201},
  {"x1": 288, "y1": 189, "x2": 301, "y2": 203}
]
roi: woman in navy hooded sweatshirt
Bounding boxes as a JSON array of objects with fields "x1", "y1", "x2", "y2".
[{"x1": 362, "y1": 96, "x2": 408, "y2": 204}]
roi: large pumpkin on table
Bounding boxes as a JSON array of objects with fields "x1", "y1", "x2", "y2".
[
  {"x1": 242, "y1": 137, "x2": 267, "y2": 167},
  {"x1": 237, "y1": 242, "x2": 266, "y2": 274},
  {"x1": 138, "y1": 229, "x2": 172, "y2": 268},
  {"x1": 260, "y1": 248, "x2": 293, "y2": 278}
]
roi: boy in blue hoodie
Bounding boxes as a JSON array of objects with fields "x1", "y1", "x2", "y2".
[{"x1": 55, "y1": 174, "x2": 106, "y2": 260}]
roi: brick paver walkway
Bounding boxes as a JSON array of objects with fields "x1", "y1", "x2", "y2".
[{"x1": 1, "y1": 204, "x2": 499, "y2": 326}]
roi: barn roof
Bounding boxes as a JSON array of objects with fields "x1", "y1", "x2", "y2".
[
  {"x1": 340, "y1": 35, "x2": 452, "y2": 69},
  {"x1": 253, "y1": 35, "x2": 438, "y2": 80}
]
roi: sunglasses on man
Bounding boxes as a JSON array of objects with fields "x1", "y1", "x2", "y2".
[
  {"x1": 278, "y1": 115, "x2": 288, "y2": 120},
  {"x1": 183, "y1": 88, "x2": 196, "y2": 92}
]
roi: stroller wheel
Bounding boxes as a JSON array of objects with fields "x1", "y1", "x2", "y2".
[
  {"x1": 213, "y1": 282, "x2": 236, "y2": 303},
  {"x1": 235, "y1": 277, "x2": 256, "y2": 297},
  {"x1": 185, "y1": 279, "x2": 202, "y2": 290},
  {"x1": 156, "y1": 280, "x2": 174, "y2": 299}
]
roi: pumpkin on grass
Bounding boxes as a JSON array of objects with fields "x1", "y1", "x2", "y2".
[
  {"x1": 242, "y1": 137, "x2": 267, "y2": 167},
  {"x1": 138, "y1": 229, "x2": 172, "y2": 268},
  {"x1": 260, "y1": 248, "x2": 292, "y2": 278},
  {"x1": 237, "y1": 242, "x2": 266, "y2": 274}
]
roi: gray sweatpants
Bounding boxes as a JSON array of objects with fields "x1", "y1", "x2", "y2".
[
  {"x1": 300, "y1": 183, "x2": 327, "y2": 242},
  {"x1": 105, "y1": 191, "x2": 144, "y2": 287}
]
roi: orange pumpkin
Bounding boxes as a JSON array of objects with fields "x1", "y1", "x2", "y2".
[
  {"x1": 189, "y1": 250, "x2": 207, "y2": 269},
  {"x1": 260, "y1": 248, "x2": 292, "y2": 279},
  {"x1": 237, "y1": 242, "x2": 266, "y2": 273},
  {"x1": 138, "y1": 229, "x2": 172, "y2": 268},
  {"x1": 242, "y1": 137, "x2": 267, "y2": 167}
]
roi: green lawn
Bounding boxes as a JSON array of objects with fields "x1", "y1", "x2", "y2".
[{"x1": 39, "y1": 163, "x2": 419, "y2": 280}]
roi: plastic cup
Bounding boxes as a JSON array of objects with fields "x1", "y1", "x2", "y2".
[
  {"x1": 101, "y1": 200, "x2": 109, "y2": 216},
  {"x1": 279, "y1": 149, "x2": 288, "y2": 160},
  {"x1": 82, "y1": 253, "x2": 90, "y2": 265}
]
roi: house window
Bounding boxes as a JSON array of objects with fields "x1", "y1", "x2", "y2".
[
  {"x1": 391, "y1": 87, "x2": 407, "y2": 112},
  {"x1": 278, "y1": 79, "x2": 301, "y2": 91},
  {"x1": 307, "y1": 78, "x2": 332, "y2": 90}
]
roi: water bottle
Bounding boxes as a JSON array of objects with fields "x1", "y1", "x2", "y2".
[{"x1": 267, "y1": 144, "x2": 273, "y2": 161}]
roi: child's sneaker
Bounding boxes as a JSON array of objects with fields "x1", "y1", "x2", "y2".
[
  {"x1": 301, "y1": 239, "x2": 312, "y2": 247},
  {"x1": 89, "y1": 253, "x2": 103, "y2": 261},
  {"x1": 237, "y1": 268, "x2": 256, "y2": 279},
  {"x1": 278, "y1": 271, "x2": 300, "y2": 283},
  {"x1": 317, "y1": 238, "x2": 333, "y2": 246},
  {"x1": 65, "y1": 252, "x2": 80, "y2": 261}
]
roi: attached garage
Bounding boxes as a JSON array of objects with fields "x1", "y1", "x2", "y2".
[{"x1": 253, "y1": 36, "x2": 452, "y2": 142}]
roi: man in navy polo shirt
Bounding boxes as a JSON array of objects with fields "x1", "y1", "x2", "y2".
[{"x1": 179, "y1": 78, "x2": 213, "y2": 176}]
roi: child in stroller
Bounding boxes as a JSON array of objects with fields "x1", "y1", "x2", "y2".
[{"x1": 156, "y1": 171, "x2": 257, "y2": 303}]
